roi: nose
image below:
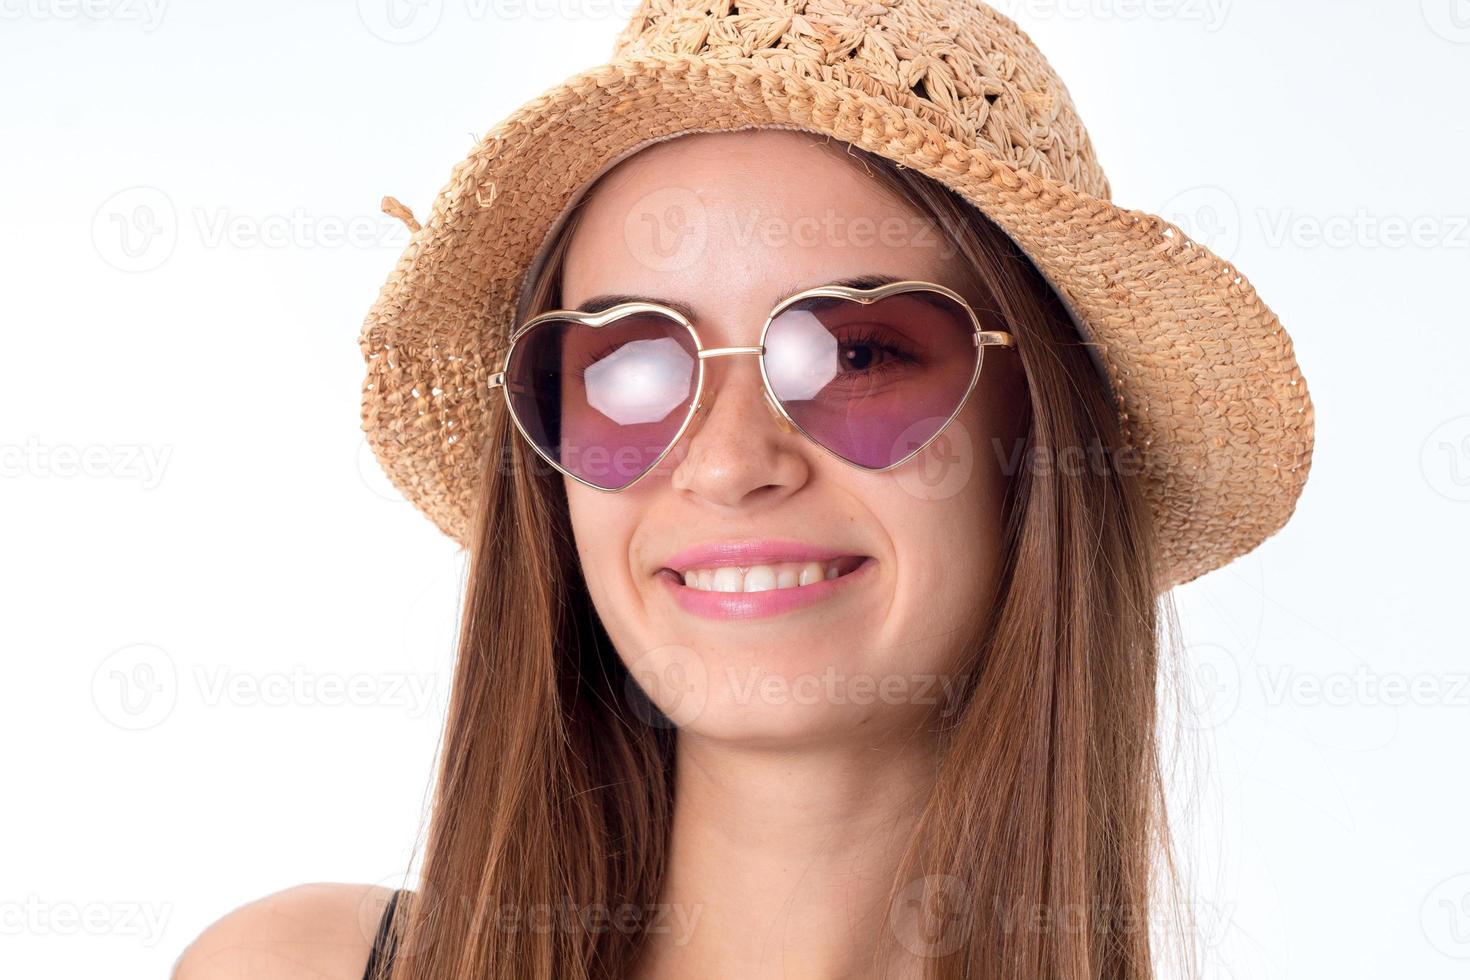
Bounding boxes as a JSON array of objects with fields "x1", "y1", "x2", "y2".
[
  {"x1": 692, "y1": 345, "x2": 794, "y2": 432},
  {"x1": 668, "y1": 351, "x2": 810, "y2": 508}
]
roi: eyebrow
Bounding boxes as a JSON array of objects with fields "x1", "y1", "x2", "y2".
[{"x1": 571, "y1": 273, "x2": 908, "y2": 320}]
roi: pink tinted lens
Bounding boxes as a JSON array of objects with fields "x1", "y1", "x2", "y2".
[
  {"x1": 762, "y1": 290, "x2": 980, "y2": 469},
  {"x1": 504, "y1": 312, "x2": 698, "y2": 489}
]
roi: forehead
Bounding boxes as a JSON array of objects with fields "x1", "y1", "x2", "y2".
[{"x1": 559, "y1": 130, "x2": 979, "y2": 317}]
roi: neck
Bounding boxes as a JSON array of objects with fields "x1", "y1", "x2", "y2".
[{"x1": 630, "y1": 727, "x2": 941, "y2": 980}]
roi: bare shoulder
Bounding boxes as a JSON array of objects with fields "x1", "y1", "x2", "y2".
[{"x1": 173, "y1": 882, "x2": 396, "y2": 980}]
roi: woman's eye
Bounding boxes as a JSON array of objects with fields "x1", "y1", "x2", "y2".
[
  {"x1": 839, "y1": 342, "x2": 885, "y2": 371},
  {"x1": 833, "y1": 328, "x2": 917, "y2": 374}
]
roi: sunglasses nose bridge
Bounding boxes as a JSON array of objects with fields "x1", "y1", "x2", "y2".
[
  {"x1": 692, "y1": 346, "x2": 793, "y2": 434},
  {"x1": 696, "y1": 345, "x2": 764, "y2": 360}
]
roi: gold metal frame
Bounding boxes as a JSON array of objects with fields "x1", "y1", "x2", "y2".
[{"x1": 487, "y1": 279, "x2": 1017, "y2": 492}]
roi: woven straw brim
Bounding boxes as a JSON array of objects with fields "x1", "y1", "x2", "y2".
[{"x1": 359, "y1": 54, "x2": 1314, "y2": 591}]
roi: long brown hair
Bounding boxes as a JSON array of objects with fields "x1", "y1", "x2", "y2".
[{"x1": 379, "y1": 134, "x2": 1195, "y2": 980}]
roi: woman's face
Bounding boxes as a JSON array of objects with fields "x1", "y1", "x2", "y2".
[{"x1": 559, "y1": 130, "x2": 1026, "y2": 745}]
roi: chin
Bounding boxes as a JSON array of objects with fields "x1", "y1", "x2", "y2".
[
  {"x1": 620, "y1": 632, "x2": 963, "y2": 745},
  {"x1": 661, "y1": 668, "x2": 947, "y2": 748},
  {"x1": 671, "y1": 696, "x2": 876, "y2": 747}
]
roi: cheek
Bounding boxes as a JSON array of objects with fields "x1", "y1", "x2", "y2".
[
  {"x1": 892, "y1": 495, "x2": 997, "y2": 642},
  {"x1": 565, "y1": 479, "x2": 691, "y2": 685},
  {"x1": 878, "y1": 408, "x2": 1011, "y2": 663},
  {"x1": 564, "y1": 480, "x2": 636, "y2": 617}
]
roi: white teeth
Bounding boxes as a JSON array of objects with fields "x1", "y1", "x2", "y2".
[
  {"x1": 744, "y1": 566, "x2": 777, "y2": 592},
  {"x1": 675, "y1": 559, "x2": 856, "y2": 593}
]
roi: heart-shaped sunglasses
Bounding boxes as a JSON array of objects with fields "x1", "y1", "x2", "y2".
[{"x1": 487, "y1": 279, "x2": 1017, "y2": 491}]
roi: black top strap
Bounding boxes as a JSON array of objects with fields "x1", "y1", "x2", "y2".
[{"x1": 362, "y1": 888, "x2": 403, "y2": 980}]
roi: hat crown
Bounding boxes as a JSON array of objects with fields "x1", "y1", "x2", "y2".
[{"x1": 611, "y1": 0, "x2": 1110, "y2": 198}]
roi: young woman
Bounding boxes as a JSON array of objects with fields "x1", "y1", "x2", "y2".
[{"x1": 176, "y1": 2, "x2": 1313, "y2": 978}]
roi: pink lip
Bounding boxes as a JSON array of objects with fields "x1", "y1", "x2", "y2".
[
  {"x1": 654, "y1": 539, "x2": 877, "y2": 622},
  {"x1": 659, "y1": 538, "x2": 864, "y2": 575}
]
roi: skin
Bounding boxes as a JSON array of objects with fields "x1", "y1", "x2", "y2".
[{"x1": 172, "y1": 129, "x2": 1026, "y2": 979}]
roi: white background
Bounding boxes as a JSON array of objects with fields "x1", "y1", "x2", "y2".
[{"x1": 3, "y1": 1, "x2": 1468, "y2": 977}]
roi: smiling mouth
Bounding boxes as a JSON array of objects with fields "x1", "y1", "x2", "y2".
[{"x1": 658, "y1": 556, "x2": 871, "y2": 593}]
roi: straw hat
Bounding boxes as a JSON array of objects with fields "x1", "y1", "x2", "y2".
[{"x1": 359, "y1": 0, "x2": 1314, "y2": 590}]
